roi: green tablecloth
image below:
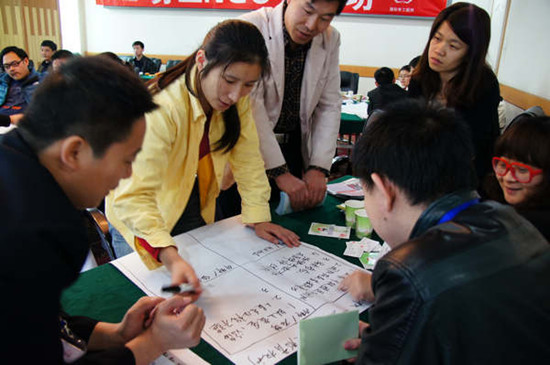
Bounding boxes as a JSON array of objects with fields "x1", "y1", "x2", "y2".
[
  {"x1": 61, "y1": 176, "x2": 374, "y2": 364},
  {"x1": 340, "y1": 112, "x2": 366, "y2": 135}
]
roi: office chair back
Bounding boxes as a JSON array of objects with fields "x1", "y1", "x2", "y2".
[
  {"x1": 166, "y1": 59, "x2": 182, "y2": 70},
  {"x1": 340, "y1": 71, "x2": 359, "y2": 94},
  {"x1": 150, "y1": 58, "x2": 162, "y2": 73}
]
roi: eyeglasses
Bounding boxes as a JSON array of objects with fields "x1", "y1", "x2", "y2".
[
  {"x1": 492, "y1": 157, "x2": 543, "y2": 183},
  {"x1": 2, "y1": 59, "x2": 24, "y2": 70}
]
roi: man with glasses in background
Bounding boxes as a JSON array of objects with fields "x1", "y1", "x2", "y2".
[{"x1": 0, "y1": 46, "x2": 41, "y2": 127}]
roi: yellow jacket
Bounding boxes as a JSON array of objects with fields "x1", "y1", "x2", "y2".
[{"x1": 106, "y1": 74, "x2": 271, "y2": 269}]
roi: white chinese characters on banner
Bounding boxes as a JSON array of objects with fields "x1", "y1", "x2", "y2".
[{"x1": 346, "y1": 0, "x2": 373, "y2": 11}]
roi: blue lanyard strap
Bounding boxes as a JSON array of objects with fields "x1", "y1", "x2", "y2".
[{"x1": 437, "y1": 198, "x2": 480, "y2": 225}]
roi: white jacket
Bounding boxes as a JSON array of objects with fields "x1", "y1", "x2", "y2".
[{"x1": 241, "y1": 2, "x2": 342, "y2": 171}]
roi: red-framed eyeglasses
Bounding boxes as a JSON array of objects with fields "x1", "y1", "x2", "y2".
[{"x1": 492, "y1": 157, "x2": 543, "y2": 183}]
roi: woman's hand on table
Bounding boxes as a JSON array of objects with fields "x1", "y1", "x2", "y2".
[
  {"x1": 338, "y1": 270, "x2": 375, "y2": 302},
  {"x1": 159, "y1": 246, "x2": 202, "y2": 301},
  {"x1": 252, "y1": 222, "x2": 301, "y2": 247}
]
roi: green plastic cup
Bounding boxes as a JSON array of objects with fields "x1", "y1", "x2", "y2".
[
  {"x1": 344, "y1": 199, "x2": 364, "y2": 227},
  {"x1": 355, "y1": 209, "x2": 373, "y2": 238}
]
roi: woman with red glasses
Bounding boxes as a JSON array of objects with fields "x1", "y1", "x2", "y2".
[{"x1": 485, "y1": 116, "x2": 550, "y2": 241}]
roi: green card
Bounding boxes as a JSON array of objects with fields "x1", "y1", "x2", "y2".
[{"x1": 298, "y1": 310, "x2": 359, "y2": 365}]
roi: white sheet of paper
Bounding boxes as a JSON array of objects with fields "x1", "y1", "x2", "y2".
[
  {"x1": 326, "y1": 178, "x2": 364, "y2": 198},
  {"x1": 112, "y1": 216, "x2": 369, "y2": 365},
  {"x1": 152, "y1": 349, "x2": 211, "y2": 365},
  {"x1": 343, "y1": 243, "x2": 364, "y2": 258}
]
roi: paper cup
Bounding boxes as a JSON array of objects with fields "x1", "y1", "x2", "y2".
[
  {"x1": 355, "y1": 209, "x2": 373, "y2": 238},
  {"x1": 344, "y1": 199, "x2": 364, "y2": 227}
]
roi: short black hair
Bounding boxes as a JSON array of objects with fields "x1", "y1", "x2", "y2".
[
  {"x1": 51, "y1": 49, "x2": 74, "y2": 61},
  {"x1": 374, "y1": 67, "x2": 394, "y2": 85},
  {"x1": 312, "y1": 0, "x2": 348, "y2": 15},
  {"x1": 40, "y1": 40, "x2": 57, "y2": 51},
  {"x1": 132, "y1": 41, "x2": 144, "y2": 49},
  {"x1": 353, "y1": 99, "x2": 477, "y2": 205},
  {"x1": 409, "y1": 55, "x2": 421, "y2": 68},
  {"x1": 1, "y1": 46, "x2": 28, "y2": 63},
  {"x1": 400, "y1": 65, "x2": 412, "y2": 73},
  {"x1": 18, "y1": 56, "x2": 157, "y2": 158}
]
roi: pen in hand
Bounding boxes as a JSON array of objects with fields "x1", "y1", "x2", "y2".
[{"x1": 161, "y1": 283, "x2": 196, "y2": 294}]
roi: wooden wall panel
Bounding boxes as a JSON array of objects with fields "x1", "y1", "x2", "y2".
[{"x1": 0, "y1": 0, "x2": 61, "y2": 67}]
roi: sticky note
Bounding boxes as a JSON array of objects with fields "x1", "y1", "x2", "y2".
[{"x1": 298, "y1": 310, "x2": 359, "y2": 365}]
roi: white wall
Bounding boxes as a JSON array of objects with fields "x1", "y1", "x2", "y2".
[
  {"x1": 60, "y1": 0, "x2": 550, "y2": 102},
  {"x1": 497, "y1": 0, "x2": 550, "y2": 100}
]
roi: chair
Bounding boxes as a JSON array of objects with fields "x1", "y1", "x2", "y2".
[
  {"x1": 166, "y1": 59, "x2": 182, "y2": 70},
  {"x1": 340, "y1": 71, "x2": 359, "y2": 94},
  {"x1": 118, "y1": 55, "x2": 133, "y2": 63},
  {"x1": 150, "y1": 57, "x2": 162, "y2": 73},
  {"x1": 83, "y1": 207, "x2": 116, "y2": 265}
]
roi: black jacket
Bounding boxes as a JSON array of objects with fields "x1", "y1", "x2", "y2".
[
  {"x1": 367, "y1": 83, "x2": 407, "y2": 115},
  {"x1": 128, "y1": 55, "x2": 158, "y2": 74},
  {"x1": 408, "y1": 69, "x2": 501, "y2": 183},
  {"x1": 357, "y1": 190, "x2": 550, "y2": 364},
  {"x1": 0, "y1": 130, "x2": 134, "y2": 364}
]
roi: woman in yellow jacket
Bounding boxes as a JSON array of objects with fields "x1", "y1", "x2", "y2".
[{"x1": 106, "y1": 20, "x2": 299, "y2": 295}]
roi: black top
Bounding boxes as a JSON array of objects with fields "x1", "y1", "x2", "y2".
[
  {"x1": 408, "y1": 68, "x2": 501, "y2": 184},
  {"x1": 0, "y1": 130, "x2": 135, "y2": 364},
  {"x1": 357, "y1": 190, "x2": 550, "y2": 364},
  {"x1": 367, "y1": 83, "x2": 407, "y2": 115}
]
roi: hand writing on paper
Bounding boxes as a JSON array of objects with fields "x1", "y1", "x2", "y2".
[
  {"x1": 159, "y1": 246, "x2": 202, "y2": 301},
  {"x1": 252, "y1": 222, "x2": 301, "y2": 247},
  {"x1": 303, "y1": 169, "x2": 327, "y2": 207},
  {"x1": 338, "y1": 270, "x2": 375, "y2": 302},
  {"x1": 343, "y1": 321, "x2": 370, "y2": 363},
  {"x1": 275, "y1": 172, "x2": 310, "y2": 211},
  {"x1": 126, "y1": 296, "x2": 205, "y2": 362}
]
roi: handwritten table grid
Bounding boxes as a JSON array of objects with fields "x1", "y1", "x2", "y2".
[{"x1": 113, "y1": 217, "x2": 369, "y2": 364}]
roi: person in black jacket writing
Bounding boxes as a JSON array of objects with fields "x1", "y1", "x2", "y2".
[
  {"x1": 339, "y1": 99, "x2": 550, "y2": 364},
  {"x1": 0, "y1": 56, "x2": 205, "y2": 364}
]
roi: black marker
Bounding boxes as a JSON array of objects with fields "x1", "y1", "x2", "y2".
[{"x1": 161, "y1": 283, "x2": 196, "y2": 294}]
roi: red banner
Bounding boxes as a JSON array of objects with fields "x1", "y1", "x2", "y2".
[{"x1": 96, "y1": 0, "x2": 448, "y2": 18}]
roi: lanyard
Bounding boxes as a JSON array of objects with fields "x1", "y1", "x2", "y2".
[{"x1": 437, "y1": 199, "x2": 480, "y2": 225}]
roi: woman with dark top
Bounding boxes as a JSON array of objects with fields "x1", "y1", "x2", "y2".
[
  {"x1": 408, "y1": 2, "x2": 501, "y2": 185},
  {"x1": 484, "y1": 116, "x2": 550, "y2": 241}
]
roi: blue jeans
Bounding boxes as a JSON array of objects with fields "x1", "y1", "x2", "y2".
[{"x1": 108, "y1": 224, "x2": 134, "y2": 258}]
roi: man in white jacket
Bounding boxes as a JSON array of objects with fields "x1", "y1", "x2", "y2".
[{"x1": 241, "y1": 0, "x2": 345, "y2": 211}]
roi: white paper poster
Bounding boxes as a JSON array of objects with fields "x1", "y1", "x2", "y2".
[{"x1": 113, "y1": 217, "x2": 369, "y2": 364}]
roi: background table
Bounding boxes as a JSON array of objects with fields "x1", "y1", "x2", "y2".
[{"x1": 61, "y1": 177, "x2": 374, "y2": 364}]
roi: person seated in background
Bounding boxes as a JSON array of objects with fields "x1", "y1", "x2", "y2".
[
  {"x1": 0, "y1": 56, "x2": 205, "y2": 364},
  {"x1": 484, "y1": 115, "x2": 550, "y2": 241},
  {"x1": 106, "y1": 20, "x2": 299, "y2": 293},
  {"x1": 0, "y1": 46, "x2": 41, "y2": 127},
  {"x1": 51, "y1": 49, "x2": 75, "y2": 72},
  {"x1": 396, "y1": 64, "x2": 411, "y2": 89},
  {"x1": 339, "y1": 99, "x2": 550, "y2": 364},
  {"x1": 366, "y1": 67, "x2": 407, "y2": 115},
  {"x1": 239, "y1": 0, "x2": 347, "y2": 212},
  {"x1": 129, "y1": 40, "x2": 157, "y2": 75},
  {"x1": 37, "y1": 39, "x2": 57, "y2": 74}
]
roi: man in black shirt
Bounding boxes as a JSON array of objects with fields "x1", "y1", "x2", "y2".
[{"x1": 129, "y1": 40, "x2": 158, "y2": 75}]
